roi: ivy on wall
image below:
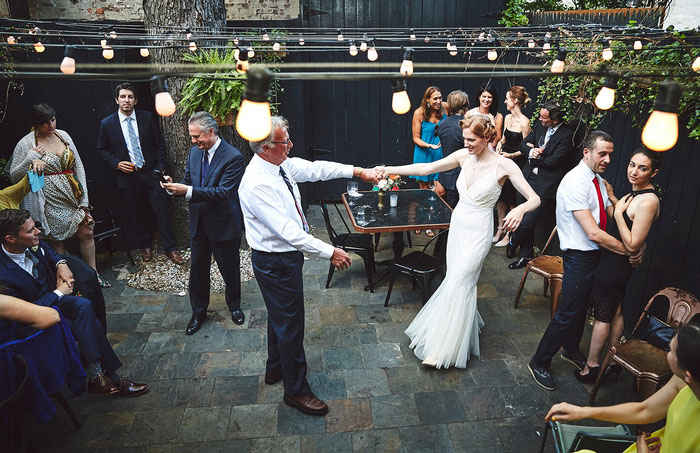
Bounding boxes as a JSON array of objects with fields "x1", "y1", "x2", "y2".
[{"x1": 499, "y1": 0, "x2": 665, "y2": 27}]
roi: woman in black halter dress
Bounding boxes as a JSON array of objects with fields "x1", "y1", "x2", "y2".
[{"x1": 576, "y1": 148, "x2": 662, "y2": 383}]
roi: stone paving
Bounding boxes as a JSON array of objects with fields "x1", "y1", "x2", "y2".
[{"x1": 28, "y1": 204, "x2": 637, "y2": 452}]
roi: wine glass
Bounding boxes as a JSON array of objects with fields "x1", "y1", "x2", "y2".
[
  {"x1": 347, "y1": 181, "x2": 362, "y2": 199},
  {"x1": 428, "y1": 180, "x2": 437, "y2": 201}
]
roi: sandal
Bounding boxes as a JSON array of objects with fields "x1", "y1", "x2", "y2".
[
  {"x1": 492, "y1": 227, "x2": 505, "y2": 243},
  {"x1": 425, "y1": 229, "x2": 435, "y2": 237},
  {"x1": 97, "y1": 274, "x2": 112, "y2": 288},
  {"x1": 495, "y1": 232, "x2": 510, "y2": 247}
]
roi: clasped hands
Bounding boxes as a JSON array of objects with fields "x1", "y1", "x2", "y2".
[{"x1": 55, "y1": 263, "x2": 75, "y2": 296}]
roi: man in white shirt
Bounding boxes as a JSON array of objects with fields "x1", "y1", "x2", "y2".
[
  {"x1": 528, "y1": 131, "x2": 644, "y2": 391},
  {"x1": 239, "y1": 116, "x2": 378, "y2": 416}
]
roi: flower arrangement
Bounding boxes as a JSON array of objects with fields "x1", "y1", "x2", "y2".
[{"x1": 373, "y1": 174, "x2": 404, "y2": 191}]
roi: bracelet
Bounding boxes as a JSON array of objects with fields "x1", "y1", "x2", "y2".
[{"x1": 355, "y1": 168, "x2": 363, "y2": 178}]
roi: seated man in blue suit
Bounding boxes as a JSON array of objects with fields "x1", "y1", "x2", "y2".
[
  {"x1": 0, "y1": 209, "x2": 148, "y2": 397},
  {"x1": 161, "y1": 112, "x2": 245, "y2": 335}
]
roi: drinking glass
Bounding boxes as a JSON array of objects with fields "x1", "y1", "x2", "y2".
[
  {"x1": 389, "y1": 193, "x2": 398, "y2": 207},
  {"x1": 428, "y1": 180, "x2": 437, "y2": 201},
  {"x1": 356, "y1": 207, "x2": 366, "y2": 225},
  {"x1": 347, "y1": 181, "x2": 359, "y2": 197}
]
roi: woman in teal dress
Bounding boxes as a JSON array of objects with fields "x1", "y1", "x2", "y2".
[{"x1": 412, "y1": 86, "x2": 449, "y2": 236}]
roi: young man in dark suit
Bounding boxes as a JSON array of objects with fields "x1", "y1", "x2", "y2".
[
  {"x1": 96, "y1": 83, "x2": 183, "y2": 265},
  {"x1": 0, "y1": 209, "x2": 148, "y2": 396},
  {"x1": 507, "y1": 101, "x2": 575, "y2": 269},
  {"x1": 161, "y1": 112, "x2": 245, "y2": 335}
]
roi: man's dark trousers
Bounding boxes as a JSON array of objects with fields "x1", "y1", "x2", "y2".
[
  {"x1": 62, "y1": 254, "x2": 107, "y2": 331},
  {"x1": 533, "y1": 249, "x2": 599, "y2": 368},
  {"x1": 189, "y1": 217, "x2": 241, "y2": 319},
  {"x1": 510, "y1": 195, "x2": 555, "y2": 259},
  {"x1": 252, "y1": 250, "x2": 311, "y2": 397},
  {"x1": 125, "y1": 171, "x2": 176, "y2": 252}
]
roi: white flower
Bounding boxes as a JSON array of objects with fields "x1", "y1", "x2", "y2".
[{"x1": 377, "y1": 179, "x2": 388, "y2": 189}]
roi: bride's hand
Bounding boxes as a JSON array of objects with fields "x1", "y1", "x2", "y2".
[
  {"x1": 374, "y1": 166, "x2": 387, "y2": 179},
  {"x1": 502, "y1": 206, "x2": 525, "y2": 232}
]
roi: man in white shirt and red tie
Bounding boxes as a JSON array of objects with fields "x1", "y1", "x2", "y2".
[
  {"x1": 528, "y1": 131, "x2": 645, "y2": 391},
  {"x1": 239, "y1": 116, "x2": 378, "y2": 416}
]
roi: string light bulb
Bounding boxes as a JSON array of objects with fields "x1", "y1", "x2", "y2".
[
  {"x1": 448, "y1": 39, "x2": 458, "y2": 57},
  {"x1": 236, "y1": 49, "x2": 249, "y2": 73},
  {"x1": 641, "y1": 80, "x2": 682, "y2": 152},
  {"x1": 236, "y1": 65, "x2": 273, "y2": 142},
  {"x1": 410, "y1": 28, "x2": 416, "y2": 41},
  {"x1": 6, "y1": 36, "x2": 16, "y2": 45},
  {"x1": 150, "y1": 76, "x2": 176, "y2": 117},
  {"x1": 140, "y1": 47, "x2": 150, "y2": 57},
  {"x1": 367, "y1": 40, "x2": 378, "y2": 61},
  {"x1": 298, "y1": 33, "x2": 305, "y2": 45},
  {"x1": 102, "y1": 46, "x2": 114, "y2": 60},
  {"x1": 349, "y1": 39, "x2": 358, "y2": 56},
  {"x1": 60, "y1": 45, "x2": 77, "y2": 74},
  {"x1": 109, "y1": 28, "x2": 117, "y2": 39},
  {"x1": 337, "y1": 28, "x2": 343, "y2": 41},
  {"x1": 528, "y1": 39, "x2": 535, "y2": 48},
  {"x1": 262, "y1": 29, "x2": 269, "y2": 41},
  {"x1": 272, "y1": 41, "x2": 280, "y2": 52},
  {"x1": 594, "y1": 74, "x2": 619, "y2": 110},
  {"x1": 542, "y1": 38, "x2": 551, "y2": 52},
  {"x1": 692, "y1": 56, "x2": 700, "y2": 72},
  {"x1": 478, "y1": 31, "x2": 485, "y2": 41},
  {"x1": 391, "y1": 79, "x2": 411, "y2": 114},
  {"x1": 248, "y1": 47, "x2": 255, "y2": 58},
  {"x1": 34, "y1": 41, "x2": 45, "y2": 53},
  {"x1": 189, "y1": 41, "x2": 197, "y2": 52},
  {"x1": 602, "y1": 39, "x2": 613, "y2": 60},
  {"x1": 360, "y1": 34, "x2": 368, "y2": 52},
  {"x1": 400, "y1": 48, "x2": 414, "y2": 76},
  {"x1": 634, "y1": 40, "x2": 643, "y2": 51},
  {"x1": 551, "y1": 49, "x2": 567, "y2": 73},
  {"x1": 185, "y1": 28, "x2": 192, "y2": 40},
  {"x1": 487, "y1": 48, "x2": 497, "y2": 61},
  {"x1": 100, "y1": 38, "x2": 108, "y2": 48}
]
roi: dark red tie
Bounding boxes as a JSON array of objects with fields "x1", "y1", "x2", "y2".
[{"x1": 592, "y1": 177, "x2": 607, "y2": 231}]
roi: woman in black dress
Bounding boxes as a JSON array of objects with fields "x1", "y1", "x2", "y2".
[
  {"x1": 575, "y1": 148, "x2": 662, "y2": 382},
  {"x1": 494, "y1": 86, "x2": 531, "y2": 246}
]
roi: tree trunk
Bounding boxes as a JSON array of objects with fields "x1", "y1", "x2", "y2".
[{"x1": 142, "y1": 0, "x2": 226, "y2": 247}]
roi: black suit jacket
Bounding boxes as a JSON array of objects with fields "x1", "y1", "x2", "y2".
[
  {"x1": 96, "y1": 109, "x2": 167, "y2": 189},
  {"x1": 437, "y1": 114, "x2": 465, "y2": 191},
  {"x1": 183, "y1": 138, "x2": 244, "y2": 241},
  {"x1": 519, "y1": 123, "x2": 575, "y2": 200}
]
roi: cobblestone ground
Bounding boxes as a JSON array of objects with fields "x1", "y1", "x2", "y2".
[{"x1": 29, "y1": 204, "x2": 637, "y2": 452}]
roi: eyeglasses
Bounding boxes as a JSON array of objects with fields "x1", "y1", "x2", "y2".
[{"x1": 271, "y1": 139, "x2": 292, "y2": 145}]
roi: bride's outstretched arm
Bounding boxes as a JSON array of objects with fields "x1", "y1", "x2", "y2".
[
  {"x1": 376, "y1": 149, "x2": 466, "y2": 178},
  {"x1": 501, "y1": 159, "x2": 540, "y2": 232}
]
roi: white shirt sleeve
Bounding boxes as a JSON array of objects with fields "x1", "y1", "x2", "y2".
[
  {"x1": 561, "y1": 179, "x2": 591, "y2": 212},
  {"x1": 285, "y1": 157, "x2": 353, "y2": 182}
]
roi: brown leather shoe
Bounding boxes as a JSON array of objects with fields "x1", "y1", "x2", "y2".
[
  {"x1": 166, "y1": 250, "x2": 184, "y2": 265},
  {"x1": 283, "y1": 392, "x2": 328, "y2": 416},
  {"x1": 114, "y1": 378, "x2": 149, "y2": 397},
  {"x1": 87, "y1": 374, "x2": 119, "y2": 396},
  {"x1": 140, "y1": 248, "x2": 154, "y2": 262}
]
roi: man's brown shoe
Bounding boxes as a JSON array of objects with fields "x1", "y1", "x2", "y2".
[
  {"x1": 166, "y1": 250, "x2": 184, "y2": 265},
  {"x1": 283, "y1": 393, "x2": 328, "y2": 416},
  {"x1": 140, "y1": 248, "x2": 154, "y2": 262},
  {"x1": 87, "y1": 374, "x2": 119, "y2": 396},
  {"x1": 115, "y1": 378, "x2": 149, "y2": 397}
]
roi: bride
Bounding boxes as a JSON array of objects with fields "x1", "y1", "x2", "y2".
[{"x1": 377, "y1": 115, "x2": 540, "y2": 369}]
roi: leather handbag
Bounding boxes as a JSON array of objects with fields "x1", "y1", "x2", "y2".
[{"x1": 634, "y1": 311, "x2": 675, "y2": 351}]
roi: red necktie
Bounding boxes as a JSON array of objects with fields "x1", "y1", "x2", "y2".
[{"x1": 592, "y1": 177, "x2": 607, "y2": 231}]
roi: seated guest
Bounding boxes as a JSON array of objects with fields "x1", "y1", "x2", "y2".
[
  {"x1": 545, "y1": 323, "x2": 700, "y2": 453},
  {"x1": 0, "y1": 209, "x2": 147, "y2": 397},
  {"x1": 0, "y1": 292, "x2": 61, "y2": 344},
  {"x1": 0, "y1": 174, "x2": 31, "y2": 210}
]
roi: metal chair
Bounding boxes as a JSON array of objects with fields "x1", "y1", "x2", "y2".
[
  {"x1": 88, "y1": 179, "x2": 135, "y2": 265},
  {"x1": 384, "y1": 229, "x2": 448, "y2": 306},
  {"x1": 320, "y1": 200, "x2": 376, "y2": 292},
  {"x1": 589, "y1": 287, "x2": 700, "y2": 404},
  {"x1": 513, "y1": 226, "x2": 563, "y2": 317},
  {"x1": 0, "y1": 355, "x2": 30, "y2": 453},
  {"x1": 538, "y1": 420, "x2": 634, "y2": 453}
]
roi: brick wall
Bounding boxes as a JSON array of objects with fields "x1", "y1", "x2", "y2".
[{"x1": 2, "y1": 0, "x2": 298, "y2": 21}]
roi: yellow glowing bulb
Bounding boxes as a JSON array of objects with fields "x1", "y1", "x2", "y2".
[
  {"x1": 642, "y1": 111, "x2": 678, "y2": 151},
  {"x1": 60, "y1": 57, "x2": 76, "y2": 74},
  {"x1": 236, "y1": 59, "x2": 249, "y2": 74},
  {"x1": 155, "y1": 92, "x2": 176, "y2": 117},
  {"x1": 140, "y1": 47, "x2": 150, "y2": 57},
  {"x1": 298, "y1": 35, "x2": 305, "y2": 46},
  {"x1": 189, "y1": 41, "x2": 197, "y2": 52},
  {"x1": 449, "y1": 45, "x2": 458, "y2": 57},
  {"x1": 634, "y1": 40, "x2": 643, "y2": 51},
  {"x1": 478, "y1": 32, "x2": 485, "y2": 41},
  {"x1": 487, "y1": 49, "x2": 497, "y2": 61},
  {"x1": 263, "y1": 33, "x2": 270, "y2": 41},
  {"x1": 410, "y1": 32, "x2": 416, "y2": 41},
  {"x1": 400, "y1": 59, "x2": 413, "y2": 76},
  {"x1": 551, "y1": 59, "x2": 565, "y2": 73},
  {"x1": 594, "y1": 86, "x2": 615, "y2": 110},
  {"x1": 602, "y1": 48, "x2": 613, "y2": 60},
  {"x1": 7, "y1": 36, "x2": 16, "y2": 44},
  {"x1": 101, "y1": 39, "x2": 107, "y2": 49},
  {"x1": 349, "y1": 44, "x2": 358, "y2": 56},
  {"x1": 337, "y1": 33, "x2": 343, "y2": 41},
  {"x1": 542, "y1": 42, "x2": 551, "y2": 51},
  {"x1": 34, "y1": 42, "x2": 45, "y2": 53},
  {"x1": 102, "y1": 47, "x2": 114, "y2": 60},
  {"x1": 392, "y1": 90, "x2": 411, "y2": 114},
  {"x1": 272, "y1": 42, "x2": 280, "y2": 52},
  {"x1": 368, "y1": 47, "x2": 378, "y2": 61},
  {"x1": 248, "y1": 48, "x2": 255, "y2": 58},
  {"x1": 692, "y1": 56, "x2": 700, "y2": 72},
  {"x1": 528, "y1": 39, "x2": 535, "y2": 48},
  {"x1": 360, "y1": 41, "x2": 367, "y2": 52},
  {"x1": 110, "y1": 30, "x2": 117, "y2": 39},
  {"x1": 236, "y1": 99, "x2": 272, "y2": 141}
]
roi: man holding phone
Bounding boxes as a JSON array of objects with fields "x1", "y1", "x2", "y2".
[{"x1": 161, "y1": 112, "x2": 246, "y2": 335}]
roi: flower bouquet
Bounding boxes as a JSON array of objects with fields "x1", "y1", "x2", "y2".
[{"x1": 373, "y1": 174, "x2": 404, "y2": 191}]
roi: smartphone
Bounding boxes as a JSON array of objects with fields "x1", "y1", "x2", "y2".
[{"x1": 153, "y1": 169, "x2": 168, "y2": 183}]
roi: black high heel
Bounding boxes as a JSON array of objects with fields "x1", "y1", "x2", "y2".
[{"x1": 574, "y1": 366, "x2": 601, "y2": 384}]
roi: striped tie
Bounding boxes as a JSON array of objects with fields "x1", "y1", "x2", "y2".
[
  {"x1": 279, "y1": 167, "x2": 309, "y2": 233},
  {"x1": 126, "y1": 117, "x2": 146, "y2": 168}
]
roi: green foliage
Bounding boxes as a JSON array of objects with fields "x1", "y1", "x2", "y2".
[
  {"x1": 534, "y1": 32, "x2": 700, "y2": 140},
  {"x1": 179, "y1": 39, "x2": 284, "y2": 122},
  {"x1": 500, "y1": 0, "x2": 529, "y2": 27},
  {"x1": 500, "y1": 0, "x2": 635, "y2": 26}
]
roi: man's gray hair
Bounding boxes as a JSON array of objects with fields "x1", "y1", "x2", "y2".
[
  {"x1": 188, "y1": 111, "x2": 219, "y2": 135},
  {"x1": 446, "y1": 90, "x2": 469, "y2": 116},
  {"x1": 249, "y1": 116, "x2": 290, "y2": 154}
]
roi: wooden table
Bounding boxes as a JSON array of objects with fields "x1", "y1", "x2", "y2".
[{"x1": 342, "y1": 189, "x2": 453, "y2": 289}]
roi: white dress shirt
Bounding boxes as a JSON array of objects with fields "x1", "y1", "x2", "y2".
[
  {"x1": 530, "y1": 123, "x2": 562, "y2": 175},
  {"x1": 185, "y1": 137, "x2": 221, "y2": 200},
  {"x1": 556, "y1": 160, "x2": 611, "y2": 252},
  {"x1": 239, "y1": 155, "x2": 353, "y2": 259},
  {"x1": 2, "y1": 244, "x2": 64, "y2": 298},
  {"x1": 118, "y1": 110, "x2": 141, "y2": 165}
]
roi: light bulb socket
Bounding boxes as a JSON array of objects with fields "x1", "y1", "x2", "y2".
[
  {"x1": 349, "y1": 39, "x2": 356, "y2": 46},
  {"x1": 555, "y1": 49, "x2": 567, "y2": 62},
  {"x1": 238, "y1": 48, "x2": 249, "y2": 62},
  {"x1": 652, "y1": 80, "x2": 682, "y2": 113},
  {"x1": 601, "y1": 74, "x2": 619, "y2": 90},
  {"x1": 243, "y1": 65, "x2": 273, "y2": 103},
  {"x1": 603, "y1": 39, "x2": 611, "y2": 49},
  {"x1": 63, "y1": 44, "x2": 77, "y2": 59},
  {"x1": 402, "y1": 48, "x2": 414, "y2": 61},
  {"x1": 391, "y1": 78, "x2": 407, "y2": 93},
  {"x1": 150, "y1": 76, "x2": 169, "y2": 96},
  {"x1": 337, "y1": 28, "x2": 342, "y2": 35},
  {"x1": 369, "y1": 39, "x2": 376, "y2": 48}
]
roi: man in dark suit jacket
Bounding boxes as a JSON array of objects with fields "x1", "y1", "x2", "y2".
[
  {"x1": 436, "y1": 90, "x2": 469, "y2": 209},
  {"x1": 96, "y1": 83, "x2": 183, "y2": 265},
  {"x1": 161, "y1": 112, "x2": 245, "y2": 335},
  {"x1": 507, "y1": 101, "x2": 575, "y2": 269},
  {"x1": 0, "y1": 209, "x2": 148, "y2": 396}
]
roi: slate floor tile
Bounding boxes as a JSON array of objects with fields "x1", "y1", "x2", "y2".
[
  {"x1": 277, "y1": 403, "x2": 327, "y2": 436},
  {"x1": 195, "y1": 351, "x2": 242, "y2": 378},
  {"x1": 307, "y1": 370, "x2": 347, "y2": 400},
  {"x1": 360, "y1": 343, "x2": 404, "y2": 368},
  {"x1": 385, "y1": 366, "x2": 436, "y2": 394},
  {"x1": 126, "y1": 408, "x2": 184, "y2": 444},
  {"x1": 414, "y1": 390, "x2": 467, "y2": 424},
  {"x1": 108, "y1": 331, "x2": 150, "y2": 355},
  {"x1": 210, "y1": 375, "x2": 259, "y2": 406},
  {"x1": 227, "y1": 404, "x2": 279, "y2": 439},
  {"x1": 247, "y1": 309, "x2": 268, "y2": 328},
  {"x1": 325, "y1": 398, "x2": 373, "y2": 433},
  {"x1": 399, "y1": 424, "x2": 454, "y2": 453},
  {"x1": 142, "y1": 331, "x2": 186, "y2": 354},
  {"x1": 106, "y1": 312, "x2": 144, "y2": 333},
  {"x1": 320, "y1": 305, "x2": 357, "y2": 325},
  {"x1": 226, "y1": 329, "x2": 265, "y2": 351},
  {"x1": 343, "y1": 368, "x2": 390, "y2": 398},
  {"x1": 166, "y1": 378, "x2": 215, "y2": 408},
  {"x1": 458, "y1": 386, "x2": 515, "y2": 421},
  {"x1": 177, "y1": 406, "x2": 231, "y2": 441},
  {"x1": 155, "y1": 352, "x2": 202, "y2": 380},
  {"x1": 447, "y1": 419, "x2": 502, "y2": 451},
  {"x1": 323, "y1": 345, "x2": 363, "y2": 371},
  {"x1": 183, "y1": 330, "x2": 227, "y2": 353},
  {"x1": 469, "y1": 358, "x2": 518, "y2": 387},
  {"x1": 351, "y1": 428, "x2": 402, "y2": 452},
  {"x1": 251, "y1": 435, "x2": 301, "y2": 453},
  {"x1": 301, "y1": 432, "x2": 353, "y2": 453},
  {"x1": 369, "y1": 394, "x2": 420, "y2": 429}
]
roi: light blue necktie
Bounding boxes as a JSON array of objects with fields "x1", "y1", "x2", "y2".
[
  {"x1": 25, "y1": 250, "x2": 40, "y2": 279},
  {"x1": 126, "y1": 117, "x2": 146, "y2": 168},
  {"x1": 544, "y1": 127, "x2": 554, "y2": 149}
]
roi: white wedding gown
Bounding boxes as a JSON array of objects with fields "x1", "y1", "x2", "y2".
[{"x1": 405, "y1": 155, "x2": 503, "y2": 369}]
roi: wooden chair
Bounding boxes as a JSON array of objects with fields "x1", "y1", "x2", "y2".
[
  {"x1": 513, "y1": 226, "x2": 563, "y2": 317},
  {"x1": 589, "y1": 287, "x2": 700, "y2": 404}
]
